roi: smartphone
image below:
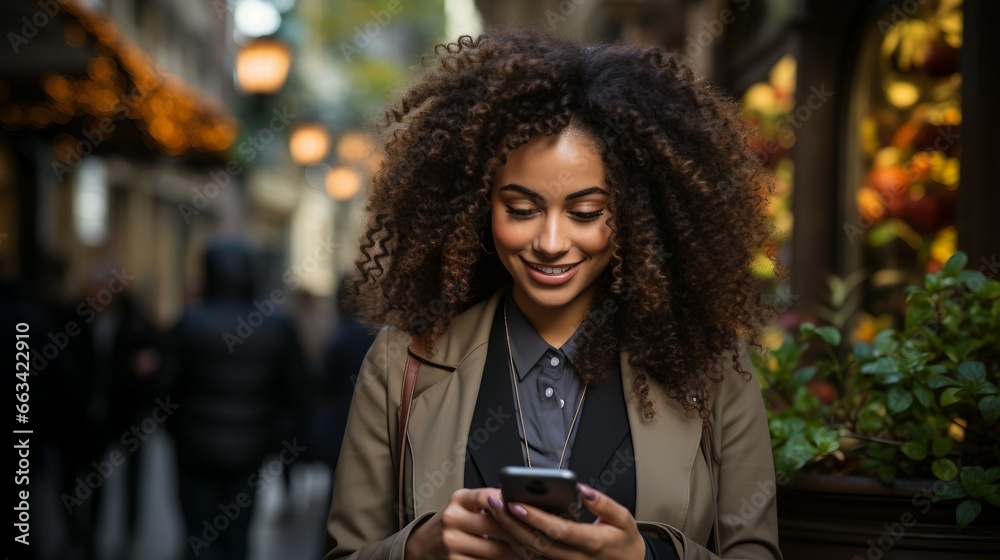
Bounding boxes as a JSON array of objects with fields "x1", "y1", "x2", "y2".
[{"x1": 499, "y1": 466, "x2": 583, "y2": 521}]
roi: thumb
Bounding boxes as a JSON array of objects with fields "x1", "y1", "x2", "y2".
[{"x1": 577, "y1": 483, "x2": 630, "y2": 526}]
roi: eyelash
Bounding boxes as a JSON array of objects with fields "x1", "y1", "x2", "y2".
[{"x1": 504, "y1": 205, "x2": 604, "y2": 222}]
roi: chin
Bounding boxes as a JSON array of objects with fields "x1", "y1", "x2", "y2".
[{"x1": 515, "y1": 280, "x2": 592, "y2": 310}]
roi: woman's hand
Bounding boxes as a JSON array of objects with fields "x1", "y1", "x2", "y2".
[
  {"x1": 486, "y1": 483, "x2": 646, "y2": 560},
  {"x1": 406, "y1": 488, "x2": 522, "y2": 560}
]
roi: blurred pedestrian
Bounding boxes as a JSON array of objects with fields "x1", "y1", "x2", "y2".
[
  {"x1": 307, "y1": 274, "x2": 377, "y2": 478},
  {"x1": 159, "y1": 235, "x2": 308, "y2": 560},
  {"x1": 43, "y1": 255, "x2": 160, "y2": 560}
]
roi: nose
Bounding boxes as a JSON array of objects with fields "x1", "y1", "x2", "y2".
[{"x1": 532, "y1": 214, "x2": 570, "y2": 258}]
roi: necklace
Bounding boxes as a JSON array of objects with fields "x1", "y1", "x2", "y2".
[{"x1": 503, "y1": 301, "x2": 588, "y2": 469}]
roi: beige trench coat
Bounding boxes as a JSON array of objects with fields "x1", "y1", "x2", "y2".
[{"x1": 325, "y1": 289, "x2": 782, "y2": 560}]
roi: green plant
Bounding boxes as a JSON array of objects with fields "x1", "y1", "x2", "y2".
[{"x1": 755, "y1": 251, "x2": 1000, "y2": 529}]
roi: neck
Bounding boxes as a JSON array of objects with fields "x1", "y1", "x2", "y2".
[{"x1": 510, "y1": 285, "x2": 595, "y2": 348}]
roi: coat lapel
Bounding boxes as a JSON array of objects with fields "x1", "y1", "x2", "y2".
[
  {"x1": 567, "y1": 360, "x2": 633, "y2": 519},
  {"x1": 464, "y1": 301, "x2": 527, "y2": 488},
  {"x1": 403, "y1": 291, "x2": 506, "y2": 517}
]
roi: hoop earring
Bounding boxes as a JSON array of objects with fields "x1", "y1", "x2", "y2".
[{"x1": 480, "y1": 226, "x2": 496, "y2": 255}]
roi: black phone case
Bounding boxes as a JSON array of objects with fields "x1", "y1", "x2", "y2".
[{"x1": 499, "y1": 466, "x2": 582, "y2": 521}]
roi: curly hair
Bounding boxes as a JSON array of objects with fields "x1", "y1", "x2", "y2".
[{"x1": 348, "y1": 27, "x2": 783, "y2": 419}]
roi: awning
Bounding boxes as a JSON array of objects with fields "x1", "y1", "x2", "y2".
[{"x1": 0, "y1": 0, "x2": 237, "y2": 164}]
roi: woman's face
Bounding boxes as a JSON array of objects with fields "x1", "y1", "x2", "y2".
[{"x1": 490, "y1": 128, "x2": 613, "y2": 320}]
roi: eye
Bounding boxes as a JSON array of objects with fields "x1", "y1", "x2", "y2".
[
  {"x1": 570, "y1": 209, "x2": 605, "y2": 222},
  {"x1": 504, "y1": 204, "x2": 537, "y2": 219}
]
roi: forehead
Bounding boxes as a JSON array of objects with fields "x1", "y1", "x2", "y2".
[{"x1": 492, "y1": 129, "x2": 609, "y2": 196}]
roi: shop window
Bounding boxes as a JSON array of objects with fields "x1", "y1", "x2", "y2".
[
  {"x1": 741, "y1": 54, "x2": 796, "y2": 315},
  {"x1": 846, "y1": 0, "x2": 962, "y2": 341}
]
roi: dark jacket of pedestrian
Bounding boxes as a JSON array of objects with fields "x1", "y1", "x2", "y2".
[{"x1": 161, "y1": 238, "x2": 308, "y2": 474}]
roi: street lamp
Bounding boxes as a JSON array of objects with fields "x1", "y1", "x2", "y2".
[
  {"x1": 235, "y1": 37, "x2": 292, "y2": 95},
  {"x1": 289, "y1": 122, "x2": 330, "y2": 165},
  {"x1": 325, "y1": 165, "x2": 361, "y2": 201}
]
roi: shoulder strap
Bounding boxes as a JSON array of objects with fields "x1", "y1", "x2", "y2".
[
  {"x1": 396, "y1": 345, "x2": 422, "y2": 531},
  {"x1": 700, "y1": 417, "x2": 722, "y2": 554}
]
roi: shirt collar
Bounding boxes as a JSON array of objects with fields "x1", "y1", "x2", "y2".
[{"x1": 503, "y1": 295, "x2": 584, "y2": 380}]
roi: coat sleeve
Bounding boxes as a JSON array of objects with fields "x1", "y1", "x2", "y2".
[
  {"x1": 636, "y1": 343, "x2": 783, "y2": 560},
  {"x1": 324, "y1": 327, "x2": 435, "y2": 560}
]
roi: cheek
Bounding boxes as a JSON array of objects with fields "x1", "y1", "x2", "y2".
[
  {"x1": 577, "y1": 224, "x2": 613, "y2": 255},
  {"x1": 491, "y1": 212, "x2": 526, "y2": 252},
  {"x1": 493, "y1": 224, "x2": 526, "y2": 253}
]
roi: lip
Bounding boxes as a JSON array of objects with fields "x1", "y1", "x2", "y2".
[{"x1": 522, "y1": 258, "x2": 582, "y2": 286}]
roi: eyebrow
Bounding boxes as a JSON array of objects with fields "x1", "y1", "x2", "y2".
[{"x1": 499, "y1": 183, "x2": 611, "y2": 200}]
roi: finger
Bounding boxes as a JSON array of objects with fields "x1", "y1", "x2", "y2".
[
  {"x1": 488, "y1": 496, "x2": 579, "y2": 560},
  {"x1": 442, "y1": 494, "x2": 519, "y2": 544},
  {"x1": 576, "y1": 483, "x2": 632, "y2": 527},
  {"x1": 454, "y1": 488, "x2": 495, "y2": 512},
  {"x1": 508, "y1": 502, "x2": 603, "y2": 555},
  {"x1": 442, "y1": 529, "x2": 521, "y2": 560}
]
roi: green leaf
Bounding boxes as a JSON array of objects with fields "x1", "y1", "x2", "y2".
[
  {"x1": 932, "y1": 437, "x2": 954, "y2": 458},
  {"x1": 962, "y1": 467, "x2": 989, "y2": 489},
  {"x1": 857, "y1": 407, "x2": 885, "y2": 432},
  {"x1": 949, "y1": 339, "x2": 976, "y2": 362},
  {"x1": 957, "y1": 269, "x2": 988, "y2": 292},
  {"x1": 987, "y1": 494, "x2": 1000, "y2": 508},
  {"x1": 943, "y1": 251, "x2": 969, "y2": 275},
  {"x1": 978, "y1": 396, "x2": 1000, "y2": 424},
  {"x1": 969, "y1": 484, "x2": 997, "y2": 499},
  {"x1": 777, "y1": 433, "x2": 817, "y2": 471},
  {"x1": 887, "y1": 386, "x2": 913, "y2": 413},
  {"x1": 906, "y1": 299, "x2": 935, "y2": 329},
  {"x1": 986, "y1": 467, "x2": 1000, "y2": 482},
  {"x1": 933, "y1": 458, "x2": 959, "y2": 481},
  {"x1": 853, "y1": 342, "x2": 873, "y2": 361},
  {"x1": 928, "y1": 364, "x2": 950, "y2": 375},
  {"x1": 940, "y1": 387, "x2": 963, "y2": 407},
  {"x1": 927, "y1": 375, "x2": 960, "y2": 389},
  {"x1": 981, "y1": 280, "x2": 1000, "y2": 299},
  {"x1": 812, "y1": 326, "x2": 841, "y2": 347},
  {"x1": 913, "y1": 384, "x2": 934, "y2": 408},
  {"x1": 861, "y1": 356, "x2": 902, "y2": 376},
  {"x1": 901, "y1": 441, "x2": 927, "y2": 461},
  {"x1": 957, "y1": 362, "x2": 987, "y2": 384},
  {"x1": 978, "y1": 382, "x2": 999, "y2": 395},
  {"x1": 957, "y1": 500, "x2": 982, "y2": 530},
  {"x1": 937, "y1": 480, "x2": 967, "y2": 500},
  {"x1": 791, "y1": 366, "x2": 817, "y2": 386},
  {"x1": 873, "y1": 330, "x2": 897, "y2": 356},
  {"x1": 875, "y1": 373, "x2": 903, "y2": 385},
  {"x1": 925, "y1": 271, "x2": 941, "y2": 291},
  {"x1": 808, "y1": 425, "x2": 840, "y2": 454}
]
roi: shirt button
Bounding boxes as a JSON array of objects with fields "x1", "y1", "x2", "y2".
[
  {"x1": 545, "y1": 387, "x2": 554, "y2": 398},
  {"x1": 559, "y1": 398, "x2": 566, "y2": 408},
  {"x1": 550, "y1": 356, "x2": 560, "y2": 366}
]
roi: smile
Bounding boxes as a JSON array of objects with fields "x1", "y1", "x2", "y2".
[
  {"x1": 526, "y1": 262, "x2": 578, "y2": 275},
  {"x1": 522, "y1": 259, "x2": 583, "y2": 286}
]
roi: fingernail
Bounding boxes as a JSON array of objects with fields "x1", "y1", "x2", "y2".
[
  {"x1": 577, "y1": 483, "x2": 597, "y2": 501},
  {"x1": 510, "y1": 504, "x2": 528, "y2": 518},
  {"x1": 487, "y1": 495, "x2": 502, "y2": 512}
]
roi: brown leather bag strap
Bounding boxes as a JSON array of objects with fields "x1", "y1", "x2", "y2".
[
  {"x1": 396, "y1": 345, "x2": 422, "y2": 531},
  {"x1": 700, "y1": 416, "x2": 721, "y2": 554}
]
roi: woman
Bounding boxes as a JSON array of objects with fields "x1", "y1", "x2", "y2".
[{"x1": 325, "y1": 28, "x2": 783, "y2": 560}]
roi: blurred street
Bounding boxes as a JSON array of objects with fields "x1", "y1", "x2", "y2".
[{"x1": 30, "y1": 430, "x2": 330, "y2": 560}]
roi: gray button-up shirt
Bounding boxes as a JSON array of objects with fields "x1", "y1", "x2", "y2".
[{"x1": 504, "y1": 296, "x2": 587, "y2": 469}]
